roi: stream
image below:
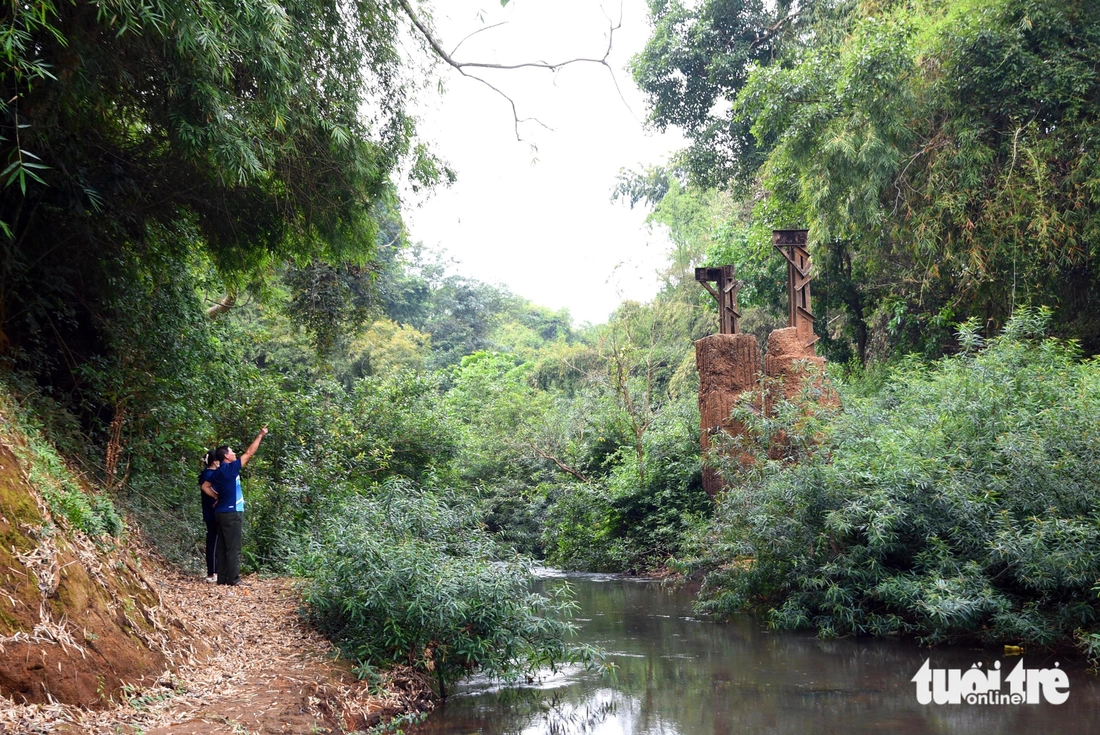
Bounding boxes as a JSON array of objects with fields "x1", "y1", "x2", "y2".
[{"x1": 408, "y1": 571, "x2": 1100, "y2": 735}]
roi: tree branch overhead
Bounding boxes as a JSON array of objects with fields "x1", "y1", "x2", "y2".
[{"x1": 395, "y1": 0, "x2": 630, "y2": 141}]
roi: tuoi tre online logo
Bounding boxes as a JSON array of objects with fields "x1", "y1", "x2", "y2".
[{"x1": 912, "y1": 658, "x2": 1069, "y2": 705}]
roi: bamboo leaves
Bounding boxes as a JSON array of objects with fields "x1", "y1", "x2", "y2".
[
  {"x1": 294, "y1": 480, "x2": 603, "y2": 695},
  {"x1": 694, "y1": 309, "x2": 1100, "y2": 657}
]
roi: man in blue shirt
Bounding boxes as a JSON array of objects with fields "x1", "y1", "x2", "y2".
[{"x1": 201, "y1": 425, "x2": 268, "y2": 586}]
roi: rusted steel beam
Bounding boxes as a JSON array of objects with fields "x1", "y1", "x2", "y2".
[
  {"x1": 695, "y1": 265, "x2": 742, "y2": 334},
  {"x1": 772, "y1": 229, "x2": 818, "y2": 348}
]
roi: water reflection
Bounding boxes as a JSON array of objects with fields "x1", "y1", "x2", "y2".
[{"x1": 409, "y1": 574, "x2": 1100, "y2": 735}]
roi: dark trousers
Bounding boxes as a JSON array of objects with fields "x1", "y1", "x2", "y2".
[
  {"x1": 204, "y1": 519, "x2": 219, "y2": 576},
  {"x1": 214, "y1": 511, "x2": 243, "y2": 585}
]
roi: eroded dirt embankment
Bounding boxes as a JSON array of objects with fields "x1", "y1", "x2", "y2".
[{"x1": 0, "y1": 432, "x2": 432, "y2": 733}]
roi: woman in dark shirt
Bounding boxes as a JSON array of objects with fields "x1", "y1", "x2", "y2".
[{"x1": 198, "y1": 451, "x2": 220, "y2": 583}]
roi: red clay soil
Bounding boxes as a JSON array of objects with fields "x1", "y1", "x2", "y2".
[
  {"x1": 694, "y1": 333, "x2": 761, "y2": 497},
  {"x1": 0, "y1": 439, "x2": 181, "y2": 709},
  {"x1": 763, "y1": 326, "x2": 826, "y2": 401}
]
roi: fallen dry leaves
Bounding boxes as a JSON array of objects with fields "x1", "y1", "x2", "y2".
[{"x1": 0, "y1": 564, "x2": 434, "y2": 735}]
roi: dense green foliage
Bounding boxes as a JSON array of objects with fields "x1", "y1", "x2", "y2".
[
  {"x1": 459, "y1": 287, "x2": 712, "y2": 572},
  {"x1": 0, "y1": 0, "x2": 444, "y2": 382},
  {"x1": 294, "y1": 481, "x2": 600, "y2": 696},
  {"x1": 634, "y1": 0, "x2": 1100, "y2": 361},
  {"x1": 687, "y1": 310, "x2": 1100, "y2": 655}
]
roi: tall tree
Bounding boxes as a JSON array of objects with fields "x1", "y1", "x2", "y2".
[
  {"x1": 636, "y1": 0, "x2": 1100, "y2": 359},
  {"x1": 0, "y1": 0, "x2": 447, "y2": 381},
  {"x1": 631, "y1": 0, "x2": 844, "y2": 189}
]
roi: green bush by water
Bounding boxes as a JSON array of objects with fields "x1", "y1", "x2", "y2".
[
  {"x1": 691, "y1": 309, "x2": 1100, "y2": 656},
  {"x1": 540, "y1": 388, "x2": 709, "y2": 573},
  {"x1": 293, "y1": 479, "x2": 602, "y2": 696}
]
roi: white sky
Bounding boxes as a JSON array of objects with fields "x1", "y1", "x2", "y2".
[{"x1": 401, "y1": 0, "x2": 685, "y2": 326}]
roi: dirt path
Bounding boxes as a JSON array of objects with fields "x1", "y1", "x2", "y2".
[{"x1": 2, "y1": 569, "x2": 434, "y2": 734}]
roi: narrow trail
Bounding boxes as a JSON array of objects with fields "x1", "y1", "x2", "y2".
[{"x1": 2, "y1": 566, "x2": 434, "y2": 734}]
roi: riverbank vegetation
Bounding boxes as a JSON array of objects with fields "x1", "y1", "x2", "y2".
[
  {"x1": 620, "y1": 0, "x2": 1100, "y2": 658},
  {"x1": 684, "y1": 309, "x2": 1100, "y2": 655},
  {"x1": 3, "y1": 0, "x2": 1100, "y2": 708}
]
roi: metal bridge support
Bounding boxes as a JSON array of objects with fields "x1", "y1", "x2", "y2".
[{"x1": 694, "y1": 265, "x2": 743, "y2": 335}]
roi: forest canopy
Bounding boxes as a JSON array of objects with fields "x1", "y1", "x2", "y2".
[
  {"x1": 632, "y1": 0, "x2": 1100, "y2": 361},
  {"x1": 0, "y1": 0, "x2": 452, "y2": 386}
]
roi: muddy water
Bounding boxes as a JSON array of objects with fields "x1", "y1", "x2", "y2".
[{"x1": 408, "y1": 571, "x2": 1100, "y2": 735}]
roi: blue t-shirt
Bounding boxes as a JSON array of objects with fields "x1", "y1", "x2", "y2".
[
  {"x1": 210, "y1": 458, "x2": 244, "y2": 513},
  {"x1": 199, "y1": 468, "x2": 218, "y2": 522}
]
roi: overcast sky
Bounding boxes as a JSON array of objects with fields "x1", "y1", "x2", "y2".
[{"x1": 401, "y1": 0, "x2": 685, "y2": 325}]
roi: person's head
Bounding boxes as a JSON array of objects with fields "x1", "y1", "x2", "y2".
[
  {"x1": 214, "y1": 445, "x2": 237, "y2": 464},
  {"x1": 199, "y1": 450, "x2": 217, "y2": 485}
]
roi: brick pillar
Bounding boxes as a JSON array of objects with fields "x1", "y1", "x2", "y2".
[{"x1": 695, "y1": 333, "x2": 761, "y2": 497}]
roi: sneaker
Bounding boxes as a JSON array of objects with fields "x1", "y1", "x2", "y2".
[{"x1": 204, "y1": 575, "x2": 217, "y2": 584}]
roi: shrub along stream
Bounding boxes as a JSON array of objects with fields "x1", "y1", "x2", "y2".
[
  {"x1": 292, "y1": 480, "x2": 603, "y2": 698},
  {"x1": 684, "y1": 309, "x2": 1100, "y2": 658}
]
